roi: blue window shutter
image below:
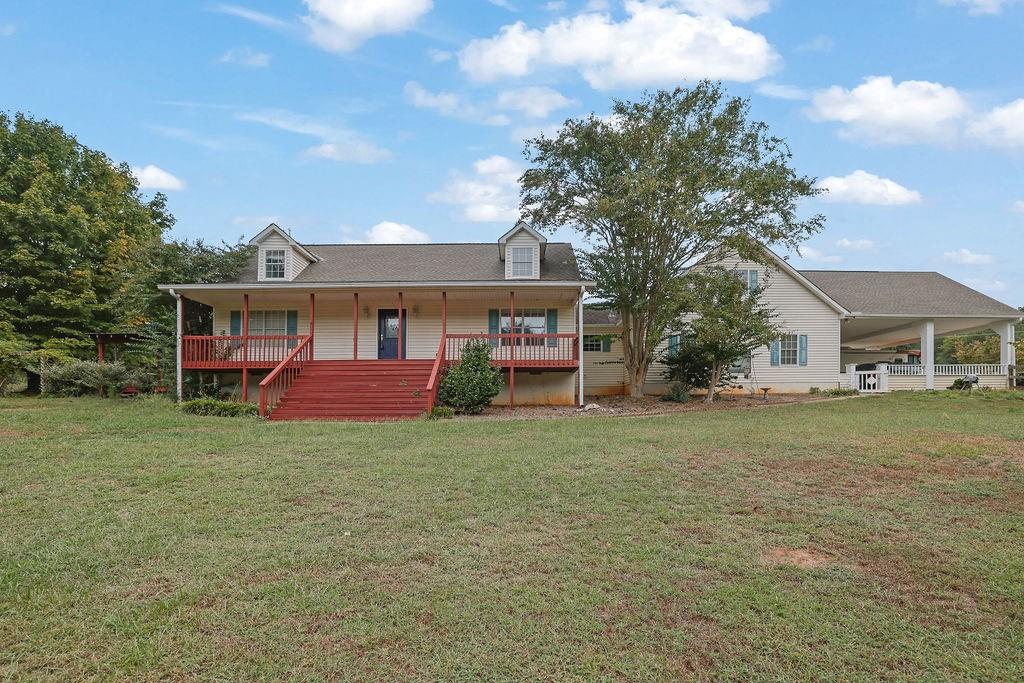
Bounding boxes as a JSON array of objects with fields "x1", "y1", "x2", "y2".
[
  {"x1": 546, "y1": 308, "x2": 558, "y2": 347},
  {"x1": 230, "y1": 310, "x2": 241, "y2": 336},
  {"x1": 770, "y1": 340, "x2": 780, "y2": 366},
  {"x1": 601, "y1": 336, "x2": 611, "y2": 352},
  {"x1": 668, "y1": 335, "x2": 679, "y2": 354},
  {"x1": 798, "y1": 334, "x2": 808, "y2": 366},
  {"x1": 748, "y1": 269, "x2": 758, "y2": 292},
  {"x1": 286, "y1": 310, "x2": 298, "y2": 336},
  {"x1": 488, "y1": 309, "x2": 499, "y2": 347}
]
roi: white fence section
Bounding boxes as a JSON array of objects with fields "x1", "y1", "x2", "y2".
[{"x1": 887, "y1": 363, "x2": 1007, "y2": 376}]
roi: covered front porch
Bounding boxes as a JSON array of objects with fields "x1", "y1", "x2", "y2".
[
  {"x1": 170, "y1": 285, "x2": 584, "y2": 413},
  {"x1": 838, "y1": 315, "x2": 1017, "y2": 392}
]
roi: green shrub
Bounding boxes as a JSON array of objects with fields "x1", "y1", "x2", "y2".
[
  {"x1": 427, "y1": 405, "x2": 455, "y2": 420},
  {"x1": 40, "y1": 360, "x2": 128, "y2": 397},
  {"x1": 660, "y1": 383, "x2": 691, "y2": 403},
  {"x1": 179, "y1": 398, "x2": 258, "y2": 417},
  {"x1": 820, "y1": 387, "x2": 859, "y2": 397},
  {"x1": 809, "y1": 386, "x2": 821, "y2": 395},
  {"x1": 437, "y1": 340, "x2": 503, "y2": 414}
]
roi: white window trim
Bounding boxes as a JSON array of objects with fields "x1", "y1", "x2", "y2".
[
  {"x1": 264, "y1": 249, "x2": 286, "y2": 280},
  {"x1": 582, "y1": 335, "x2": 603, "y2": 353},
  {"x1": 509, "y1": 246, "x2": 535, "y2": 278},
  {"x1": 779, "y1": 333, "x2": 799, "y2": 366}
]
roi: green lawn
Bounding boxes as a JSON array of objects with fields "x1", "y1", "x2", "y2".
[{"x1": 2, "y1": 394, "x2": 1023, "y2": 681}]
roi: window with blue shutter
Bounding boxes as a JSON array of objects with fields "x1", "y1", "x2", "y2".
[
  {"x1": 770, "y1": 339, "x2": 781, "y2": 366},
  {"x1": 668, "y1": 335, "x2": 679, "y2": 354},
  {"x1": 287, "y1": 310, "x2": 298, "y2": 348},
  {"x1": 748, "y1": 269, "x2": 758, "y2": 292},
  {"x1": 601, "y1": 336, "x2": 611, "y2": 352},
  {"x1": 488, "y1": 309, "x2": 499, "y2": 347},
  {"x1": 229, "y1": 311, "x2": 241, "y2": 336},
  {"x1": 546, "y1": 309, "x2": 558, "y2": 347},
  {"x1": 798, "y1": 334, "x2": 808, "y2": 366}
]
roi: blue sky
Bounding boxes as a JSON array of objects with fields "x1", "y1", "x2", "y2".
[{"x1": 2, "y1": 1, "x2": 1022, "y2": 304}]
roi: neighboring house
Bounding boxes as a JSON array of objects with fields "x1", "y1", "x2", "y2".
[
  {"x1": 159, "y1": 222, "x2": 593, "y2": 420},
  {"x1": 585, "y1": 250, "x2": 1021, "y2": 396}
]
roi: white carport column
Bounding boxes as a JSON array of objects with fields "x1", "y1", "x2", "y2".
[
  {"x1": 919, "y1": 319, "x2": 935, "y2": 390},
  {"x1": 993, "y1": 321, "x2": 1016, "y2": 369}
]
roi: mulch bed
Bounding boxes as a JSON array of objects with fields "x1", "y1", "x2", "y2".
[{"x1": 466, "y1": 392, "x2": 839, "y2": 421}]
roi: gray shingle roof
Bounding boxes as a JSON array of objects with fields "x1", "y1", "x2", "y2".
[
  {"x1": 582, "y1": 308, "x2": 621, "y2": 325},
  {"x1": 233, "y1": 242, "x2": 584, "y2": 283},
  {"x1": 800, "y1": 270, "x2": 1021, "y2": 317}
]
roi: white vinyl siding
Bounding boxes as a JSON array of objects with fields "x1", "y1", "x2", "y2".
[
  {"x1": 255, "y1": 232, "x2": 312, "y2": 282},
  {"x1": 504, "y1": 231, "x2": 541, "y2": 280}
]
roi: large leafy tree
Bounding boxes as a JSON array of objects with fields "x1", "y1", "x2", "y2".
[
  {"x1": 521, "y1": 82, "x2": 823, "y2": 396},
  {"x1": 0, "y1": 112, "x2": 174, "y2": 350}
]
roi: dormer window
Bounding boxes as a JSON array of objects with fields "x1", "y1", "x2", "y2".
[
  {"x1": 510, "y1": 246, "x2": 535, "y2": 277},
  {"x1": 265, "y1": 249, "x2": 286, "y2": 279}
]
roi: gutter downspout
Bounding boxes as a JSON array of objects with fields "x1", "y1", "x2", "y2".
[{"x1": 169, "y1": 288, "x2": 183, "y2": 401}]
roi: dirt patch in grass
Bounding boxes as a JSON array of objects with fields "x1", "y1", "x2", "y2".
[
  {"x1": 0, "y1": 429, "x2": 42, "y2": 437},
  {"x1": 763, "y1": 547, "x2": 836, "y2": 569}
]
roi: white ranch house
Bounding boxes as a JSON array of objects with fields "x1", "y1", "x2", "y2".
[{"x1": 159, "y1": 223, "x2": 1020, "y2": 419}]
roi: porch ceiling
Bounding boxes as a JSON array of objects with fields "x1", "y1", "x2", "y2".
[{"x1": 841, "y1": 316, "x2": 1010, "y2": 349}]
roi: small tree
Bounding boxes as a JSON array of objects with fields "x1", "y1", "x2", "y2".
[
  {"x1": 686, "y1": 268, "x2": 783, "y2": 403},
  {"x1": 437, "y1": 340, "x2": 503, "y2": 414}
]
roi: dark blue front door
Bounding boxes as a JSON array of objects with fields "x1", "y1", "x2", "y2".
[{"x1": 377, "y1": 309, "x2": 407, "y2": 359}]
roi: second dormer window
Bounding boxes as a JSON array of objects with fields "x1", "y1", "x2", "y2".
[
  {"x1": 510, "y1": 246, "x2": 534, "y2": 277},
  {"x1": 265, "y1": 249, "x2": 286, "y2": 279}
]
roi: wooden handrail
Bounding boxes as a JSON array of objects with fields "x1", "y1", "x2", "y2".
[
  {"x1": 258, "y1": 335, "x2": 313, "y2": 417},
  {"x1": 424, "y1": 334, "x2": 447, "y2": 413}
]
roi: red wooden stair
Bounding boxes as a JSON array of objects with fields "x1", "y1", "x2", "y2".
[{"x1": 268, "y1": 360, "x2": 434, "y2": 421}]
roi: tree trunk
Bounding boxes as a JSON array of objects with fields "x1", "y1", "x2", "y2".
[
  {"x1": 628, "y1": 363, "x2": 647, "y2": 397},
  {"x1": 25, "y1": 370, "x2": 41, "y2": 395},
  {"x1": 704, "y1": 365, "x2": 721, "y2": 404}
]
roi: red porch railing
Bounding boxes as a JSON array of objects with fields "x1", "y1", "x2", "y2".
[
  {"x1": 182, "y1": 335, "x2": 307, "y2": 369},
  {"x1": 259, "y1": 336, "x2": 313, "y2": 417},
  {"x1": 444, "y1": 333, "x2": 579, "y2": 368},
  {"x1": 424, "y1": 336, "x2": 447, "y2": 413}
]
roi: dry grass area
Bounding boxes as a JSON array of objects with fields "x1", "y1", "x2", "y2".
[{"x1": 1, "y1": 391, "x2": 1023, "y2": 680}]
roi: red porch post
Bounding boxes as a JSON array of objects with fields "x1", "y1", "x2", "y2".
[
  {"x1": 509, "y1": 290, "x2": 515, "y2": 408},
  {"x1": 309, "y1": 292, "x2": 315, "y2": 356},
  {"x1": 96, "y1": 336, "x2": 105, "y2": 364},
  {"x1": 352, "y1": 292, "x2": 359, "y2": 360},
  {"x1": 398, "y1": 291, "x2": 404, "y2": 360},
  {"x1": 241, "y1": 293, "x2": 250, "y2": 401}
]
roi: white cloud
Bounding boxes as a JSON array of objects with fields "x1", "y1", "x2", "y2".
[
  {"x1": 755, "y1": 82, "x2": 809, "y2": 101},
  {"x1": 237, "y1": 109, "x2": 391, "y2": 163},
  {"x1": 403, "y1": 81, "x2": 510, "y2": 126},
  {"x1": 963, "y1": 278, "x2": 1008, "y2": 294},
  {"x1": 428, "y1": 155, "x2": 522, "y2": 222},
  {"x1": 302, "y1": 0, "x2": 432, "y2": 52},
  {"x1": 0, "y1": 23, "x2": 15, "y2": 37},
  {"x1": 807, "y1": 76, "x2": 969, "y2": 144},
  {"x1": 674, "y1": 0, "x2": 771, "y2": 20},
  {"x1": 362, "y1": 221, "x2": 431, "y2": 244},
  {"x1": 836, "y1": 238, "x2": 875, "y2": 251},
  {"x1": 968, "y1": 98, "x2": 1024, "y2": 148},
  {"x1": 458, "y1": 2, "x2": 780, "y2": 89},
  {"x1": 544, "y1": 0, "x2": 567, "y2": 9},
  {"x1": 212, "y1": 4, "x2": 290, "y2": 30},
  {"x1": 132, "y1": 165, "x2": 185, "y2": 191},
  {"x1": 1012, "y1": 200, "x2": 1024, "y2": 213},
  {"x1": 219, "y1": 46, "x2": 270, "y2": 67},
  {"x1": 797, "y1": 246, "x2": 842, "y2": 264},
  {"x1": 944, "y1": 248, "x2": 993, "y2": 265},
  {"x1": 817, "y1": 170, "x2": 922, "y2": 205},
  {"x1": 941, "y1": 0, "x2": 1022, "y2": 14},
  {"x1": 427, "y1": 48, "x2": 451, "y2": 63},
  {"x1": 496, "y1": 86, "x2": 574, "y2": 118}
]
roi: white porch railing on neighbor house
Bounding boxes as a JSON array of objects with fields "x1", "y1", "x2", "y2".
[{"x1": 886, "y1": 363, "x2": 1007, "y2": 376}]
